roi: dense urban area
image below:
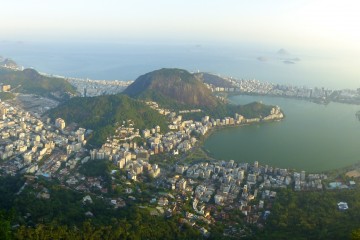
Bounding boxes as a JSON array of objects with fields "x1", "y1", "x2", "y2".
[{"x1": 1, "y1": 64, "x2": 360, "y2": 239}]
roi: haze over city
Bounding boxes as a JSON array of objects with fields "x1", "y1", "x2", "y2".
[{"x1": 1, "y1": 0, "x2": 359, "y2": 50}]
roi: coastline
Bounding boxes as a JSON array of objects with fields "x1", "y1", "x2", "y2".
[
  {"x1": 193, "y1": 120, "x2": 360, "y2": 176},
  {"x1": 187, "y1": 116, "x2": 282, "y2": 164},
  {"x1": 223, "y1": 91, "x2": 360, "y2": 106},
  {"x1": 190, "y1": 95, "x2": 359, "y2": 175}
]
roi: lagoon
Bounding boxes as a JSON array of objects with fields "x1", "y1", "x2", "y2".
[{"x1": 203, "y1": 95, "x2": 360, "y2": 172}]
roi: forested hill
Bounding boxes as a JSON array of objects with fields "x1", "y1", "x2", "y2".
[
  {"x1": 123, "y1": 68, "x2": 276, "y2": 119},
  {"x1": 47, "y1": 94, "x2": 169, "y2": 147},
  {"x1": 0, "y1": 67, "x2": 77, "y2": 101},
  {"x1": 123, "y1": 68, "x2": 220, "y2": 109}
]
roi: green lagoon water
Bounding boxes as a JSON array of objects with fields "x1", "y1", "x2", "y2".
[{"x1": 203, "y1": 95, "x2": 360, "y2": 172}]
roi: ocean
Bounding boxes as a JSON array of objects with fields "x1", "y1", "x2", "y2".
[{"x1": 0, "y1": 41, "x2": 359, "y2": 89}]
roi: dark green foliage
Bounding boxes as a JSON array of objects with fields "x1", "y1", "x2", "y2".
[
  {"x1": 259, "y1": 188, "x2": 360, "y2": 240},
  {"x1": 352, "y1": 229, "x2": 360, "y2": 240},
  {"x1": 0, "y1": 92, "x2": 15, "y2": 101},
  {"x1": 0, "y1": 68, "x2": 76, "y2": 100},
  {"x1": 79, "y1": 160, "x2": 113, "y2": 190},
  {"x1": 0, "y1": 210, "x2": 15, "y2": 240},
  {"x1": 202, "y1": 101, "x2": 272, "y2": 119},
  {"x1": 79, "y1": 159, "x2": 111, "y2": 177},
  {"x1": 47, "y1": 94, "x2": 169, "y2": 147},
  {"x1": 15, "y1": 186, "x2": 86, "y2": 226},
  {"x1": 0, "y1": 175, "x2": 200, "y2": 239},
  {"x1": 228, "y1": 101, "x2": 274, "y2": 119},
  {"x1": 0, "y1": 176, "x2": 25, "y2": 210},
  {"x1": 14, "y1": 211, "x2": 202, "y2": 240}
]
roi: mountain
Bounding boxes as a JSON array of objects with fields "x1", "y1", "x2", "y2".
[
  {"x1": 124, "y1": 68, "x2": 278, "y2": 120},
  {"x1": 47, "y1": 94, "x2": 169, "y2": 147},
  {"x1": 123, "y1": 68, "x2": 219, "y2": 109},
  {"x1": 0, "y1": 58, "x2": 18, "y2": 68},
  {"x1": 0, "y1": 67, "x2": 77, "y2": 100}
]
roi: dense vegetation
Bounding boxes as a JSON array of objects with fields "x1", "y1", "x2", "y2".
[
  {"x1": 47, "y1": 94, "x2": 169, "y2": 147},
  {"x1": 0, "y1": 68, "x2": 76, "y2": 100},
  {"x1": 0, "y1": 92, "x2": 15, "y2": 101},
  {"x1": 203, "y1": 101, "x2": 274, "y2": 120},
  {"x1": 0, "y1": 175, "x2": 201, "y2": 240},
  {"x1": 79, "y1": 159, "x2": 112, "y2": 177},
  {"x1": 257, "y1": 188, "x2": 360, "y2": 240},
  {"x1": 13, "y1": 215, "x2": 201, "y2": 240},
  {"x1": 1, "y1": 173, "x2": 360, "y2": 239}
]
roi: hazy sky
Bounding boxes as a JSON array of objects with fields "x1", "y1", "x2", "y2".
[{"x1": 1, "y1": 0, "x2": 360, "y2": 52}]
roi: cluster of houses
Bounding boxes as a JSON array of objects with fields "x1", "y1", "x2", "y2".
[
  {"x1": 0, "y1": 101, "x2": 88, "y2": 177},
  {"x1": 66, "y1": 78, "x2": 133, "y2": 97},
  {"x1": 86, "y1": 100, "x2": 284, "y2": 182},
  {"x1": 204, "y1": 75, "x2": 331, "y2": 101},
  {"x1": 162, "y1": 159, "x2": 331, "y2": 230}
]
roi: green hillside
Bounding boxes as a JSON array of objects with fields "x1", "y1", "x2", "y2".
[{"x1": 0, "y1": 67, "x2": 77, "y2": 100}]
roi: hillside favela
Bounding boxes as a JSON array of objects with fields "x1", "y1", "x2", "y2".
[{"x1": 1, "y1": 1, "x2": 360, "y2": 240}]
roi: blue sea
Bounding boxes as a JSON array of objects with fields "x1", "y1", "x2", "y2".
[{"x1": 0, "y1": 41, "x2": 358, "y2": 89}]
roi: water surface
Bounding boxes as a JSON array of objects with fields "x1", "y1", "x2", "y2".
[
  {"x1": 203, "y1": 95, "x2": 360, "y2": 172},
  {"x1": 0, "y1": 41, "x2": 359, "y2": 89}
]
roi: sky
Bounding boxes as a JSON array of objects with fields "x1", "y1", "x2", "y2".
[{"x1": 1, "y1": 0, "x2": 360, "y2": 53}]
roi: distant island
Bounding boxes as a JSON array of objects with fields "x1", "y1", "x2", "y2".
[{"x1": 277, "y1": 48, "x2": 290, "y2": 55}]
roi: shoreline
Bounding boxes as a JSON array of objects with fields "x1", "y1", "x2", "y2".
[
  {"x1": 223, "y1": 91, "x2": 360, "y2": 106},
  {"x1": 188, "y1": 104, "x2": 359, "y2": 176},
  {"x1": 187, "y1": 117, "x2": 279, "y2": 162},
  {"x1": 194, "y1": 122, "x2": 360, "y2": 176}
]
